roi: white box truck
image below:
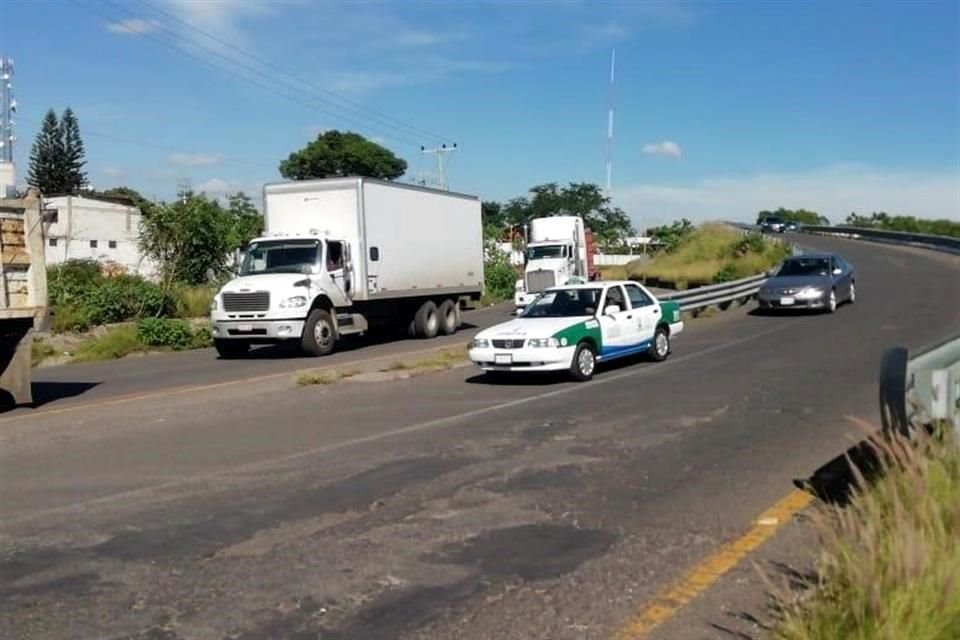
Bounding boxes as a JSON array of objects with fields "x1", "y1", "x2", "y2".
[
  {"x1": 210, "y1": 177, "x2": 484, "y2": 358},
  {"x1": 514, "y1": 215, "x2": 598, "y2": 309}
]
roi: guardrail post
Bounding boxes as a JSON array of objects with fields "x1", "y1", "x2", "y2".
[{"x1": 879, "y1": 346, "x2": 909, "y2": 438}]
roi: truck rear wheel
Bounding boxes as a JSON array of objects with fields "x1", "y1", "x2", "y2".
[
  {"x1": 438, "y1": 299, "x2": 458, "y2": 335},
  {"x1": 302, "y1": 309, "x2": 337, "y2": 356},
  {"x1": 414, "y1": 301, "x2": 439, "y2": 339},
  {"x1": 214, "y1": 339, "x2": 250, "y2": 359}
]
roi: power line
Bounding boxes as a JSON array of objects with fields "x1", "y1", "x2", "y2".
[
  {"x1": 136, "y1": 0, "x2": 453, "y2": 145},
  {"x1": 70, "y1": 0, "x2": 424, "y2": 149}
]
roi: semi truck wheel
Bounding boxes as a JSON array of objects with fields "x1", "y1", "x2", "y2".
[
  {"x1": 302, "y1": 309, "x2": 337, "y2": 356},
  {"x1": 438, "y1": 299, "x2": 458, "y2": 335},
  {"x1": 414, "y1": 301, "x2": 439, "y2": 339},
  {"x1": 214, "y1": 339, "x2": 250, "y2": 359}
]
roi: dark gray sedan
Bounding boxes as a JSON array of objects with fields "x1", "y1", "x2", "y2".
[{"x1": 757, "y1": 253, "x2": 856, "y2": 313}]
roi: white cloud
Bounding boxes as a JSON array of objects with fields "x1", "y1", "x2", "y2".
[
  {"x1": 101, "y1": 167, "x2": 125, "y2": 178},
  {"x1": 394, "y1": 30, "x2": 467, "y2": 47},
  {"x1": 168, "y1": 153, "x2": 222, "y2": 167},
  {"x1": 613, "y1": 164, "x2": 960, "y2": 229},
  {"x1": 106, "y1": 18, "x2": 161, "y2": 35},
  {"x1": 642, "y1": 141, "x2": 683, "y2": 158}
]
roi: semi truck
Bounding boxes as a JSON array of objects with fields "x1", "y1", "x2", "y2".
[
  {"x1": 1, "y1": 188, "x2": 49, "y2": 406},
  {"x1": 514, "y1": 215, "x2": 598, "y2": 309},
  {"x1": 210, "y1": 177, "x2": 484, "y2": 358}
]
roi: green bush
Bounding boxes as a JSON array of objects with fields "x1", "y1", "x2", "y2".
[
  {"x1": 50, "y1": 304, "x2": 95, "y2": 333},
  {"x1": 72, "y1": 326, "x2": 146, "y2": 362},
  {"x1": 484, "y1": 247, "x2": 518, "y2": 302},
  {"x1": 137, "y1": 318, "x2": 212, "y2": 350},
  {"x1": 47, "y1": 260, "x2": 175, "y2": 331},
  {"x1": 79, "y1": 275, "x2": 174, "y2": 325},
  {"x1": 174, "y1": 286, "x2": 216, "y2": 318}
]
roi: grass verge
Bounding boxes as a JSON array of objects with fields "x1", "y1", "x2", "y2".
[
  {"x1": 31, "y1": 338, "x2": 57, "y2": 367},
  {"x1": 71, "y1": 326, "x2": 149, "y2": 363},
  {"x1": 775, "y1": 425, "x2": 960, "y2": 640},
  {"x1": 297, "y1": 348, "x2": 468, "y2": 386}
]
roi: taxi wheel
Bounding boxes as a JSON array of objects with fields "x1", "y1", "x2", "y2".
[{"x1": 569, "y1": 342, "x2": 596, "y2": 382}]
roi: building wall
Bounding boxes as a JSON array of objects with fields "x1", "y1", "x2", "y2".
[{"x1": 42, "y1": 196, "x2": 157, "y2": 278}]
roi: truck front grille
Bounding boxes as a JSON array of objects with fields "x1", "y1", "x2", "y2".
[
  {"x1": 526, "y1": 270, "x2": 556, "y2": 294},
  {"x1": 223, "y1": 291, "x2": 270, "y2": 312}
]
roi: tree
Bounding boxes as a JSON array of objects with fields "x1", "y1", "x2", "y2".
[
  {"x1": 493, "y1": 182, "x2": 635, "y2": 244},
  {"x1": 226, "y1": 192, "x2": 264, "y2": 251},
  {"x1": 60, "y1": 108, "x2": 87, "y2": 192},
  {"x1": 27, "y1": 109, "x2": 66, "y2": 194},
  {"x1": 279, "y1": 130, "x2": 407, "y2": 181},
  {"x1": 102, "y1": 186, "x2": 157, "y2": 217},
  {"x1": 140, "y1": 194, "x2": 235, "y2": 286}
]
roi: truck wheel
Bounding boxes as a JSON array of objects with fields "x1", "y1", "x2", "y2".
[
  {"x1": 214, "y1": 339, "x2": 249, "y2": 359},
  {"x1": 569, "y1": 342, "x2": 596, "y2": 382},
  {"x1": 438, "y1": 299, "x2": 458, "y2": 335},
  {"x1": 414, "y1": 301, "x2": 439, "y2": 339},
  {"x1": 649, "y1": 326, "x2": 670, "y2": 362},
  {"x1": 302, "y1": 309, "x2": 337, "y2": 356}
]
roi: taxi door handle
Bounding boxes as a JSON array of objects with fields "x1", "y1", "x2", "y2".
[{"x1": 652, "y1": 309, "x2": 660, "y2": 315}]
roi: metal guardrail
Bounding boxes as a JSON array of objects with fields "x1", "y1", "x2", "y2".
[
  {"x1": 799, "y1": 225, "x2": 960, "y2": 255},
  {"x1": 880, "y1": 336, "x2": 960, "y2": 437},
  {"x1": 658, "y1": 273, "x2": 767, "y2": 312}
]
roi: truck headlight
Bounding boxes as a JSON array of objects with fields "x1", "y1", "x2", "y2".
[
  {"x1": 527, "y1": 337, "x2": 559, "y2": 348},
  {"x1": 470, "y1": 338, "x2": 490, "y2": 349},
  {"x1": 210, "y1": 297, "x2": 219, "y2": 311},
  {"x1": 797, "y1": 287, "x2": 824, "y2": 300},
  {"x1": 279, "y1": 296, "x2": 308, "y2": 308}
]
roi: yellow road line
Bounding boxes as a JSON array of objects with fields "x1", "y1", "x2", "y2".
[
  {"x1": 613, "y1": 488, "x2": 813, "y2": 640},
  {"x1": 2, "y1": 342, "x2": 470, "y2": 424}
]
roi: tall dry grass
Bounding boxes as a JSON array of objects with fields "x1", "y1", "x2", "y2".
[
  {"x1": 627, "y1": 224, "x2": 790, "y2": 289},
  {"x1": 775, "y1": 421, "x2": 960, "y2": 640}
]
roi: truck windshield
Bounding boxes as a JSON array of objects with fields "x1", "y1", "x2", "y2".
[
  {"x1": 526, "y1": 245, "x2": 566, "y2": 260},
  {"x1": 522, "y1": 288, "x2": 602, "y2": 318},
  {"x1": 240, "y1": 240, "x2": 320, "y2": 275}
]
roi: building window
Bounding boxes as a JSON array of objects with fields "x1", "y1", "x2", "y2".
[
  {"x1": 90, "y1": 240, "x2": 98, "y2": 248},
  {"x1": 48, "y1": 238, "x2": 58, "y2": 247},
  {"x1": 108, "y1": 240, "x2": 117, "y2": 249}
]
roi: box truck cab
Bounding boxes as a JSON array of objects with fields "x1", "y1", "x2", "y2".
[
  {"x1": 514, "y1": 215, "x2": 597, "y2": 309},
  {"x1": 210, "y1": 177, "x2": 484, "y2": 358}
]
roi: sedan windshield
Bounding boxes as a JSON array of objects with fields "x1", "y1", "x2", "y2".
[
  {"x1": 522, "y1": 288, "x2": 602, "y2": 318},
  {"x1": 240, "y1": 240, "x2": 320, "y2": 275},
  {"x1": 776, "y1": 258, "x2": 831, "y2": 277}
]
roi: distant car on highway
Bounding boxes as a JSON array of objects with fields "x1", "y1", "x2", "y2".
[
  {"x1": 758, "y1": 253, "x2": 856, "y2": 313},
  {"x1": 759, "y1": 216, "x2": 786, "y2": 233},
  {"x1": 468, "y1": 281, "x2": 683, "y2": 381},
  {"x1": 784, "y1": 220, "x2": 799, "y2": 232}
]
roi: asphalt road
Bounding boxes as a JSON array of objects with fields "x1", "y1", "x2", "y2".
[
  {"x1": 1, "y1": 236, "x2": 958, "y2": 640},
  {"x1": 8, "y1": 303, "x2": 513, "y2": 417}
]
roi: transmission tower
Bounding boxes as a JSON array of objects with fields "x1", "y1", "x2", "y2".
[
  {"x1": 0, "y1": 58, "x2": 16, "y2": 198},
  {"x1": 419, "y1": 143, "x2": 458, "y2": 191}
]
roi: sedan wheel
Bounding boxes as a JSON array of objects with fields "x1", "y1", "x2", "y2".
[
  {"x1": 849, "y1": 282, "x2": 856, "y2": 304},
  {"x1": 570, "y1": 342, "x2": 596, "y2": 382},
  {"x1": 827, "y1": 289, "x2": 837, "y2": 313}
]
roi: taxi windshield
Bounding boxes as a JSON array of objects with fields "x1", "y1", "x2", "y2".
[{"x1": 522, "y1": 288, "x2": 602, "y2": 318}]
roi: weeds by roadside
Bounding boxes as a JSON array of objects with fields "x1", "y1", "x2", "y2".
[
  {"x1": 297, "y1": 348, "x2": 467, "y2": 386},
  {"x1": 774, "y1": 424, "x2": 960, "y2": 640}
]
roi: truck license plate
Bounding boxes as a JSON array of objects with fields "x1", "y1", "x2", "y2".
[
  {"x1": 494, "y1": 354, "x2": 512, "y2": 365},
  {"x1": 237, "y1": 324, "x2": 253, "y2": 332},
  {"x1": 780, "y1": 297, "x2": 795, "y2": 306}
]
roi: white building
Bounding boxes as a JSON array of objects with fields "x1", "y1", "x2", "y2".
[{"x1": 42, "y1": 195, "x2": 157, "y2": 278}]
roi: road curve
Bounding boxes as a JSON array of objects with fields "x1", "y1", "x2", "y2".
[{"x1": 1, "y1": 235, "x2": 957, "y2": 640}]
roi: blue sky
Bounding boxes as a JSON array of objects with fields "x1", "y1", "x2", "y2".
[{"x1": 2, "y1": 0, "x2": 958, "y2": 227}]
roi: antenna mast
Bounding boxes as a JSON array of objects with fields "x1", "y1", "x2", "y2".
[{"x1": 605, "y1": 48, "x2": 616, "y2": 195}]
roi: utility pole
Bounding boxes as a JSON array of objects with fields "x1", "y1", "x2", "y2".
[
  {"x1": 419, "y1": 143, "x2": 458, "y2": 191},
  {"x1": 0, "y1": 57, "x2": 16, "y2": 198},
  {"x1": 177, "y1": 178, "x2": 192, "y2": 203}
]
